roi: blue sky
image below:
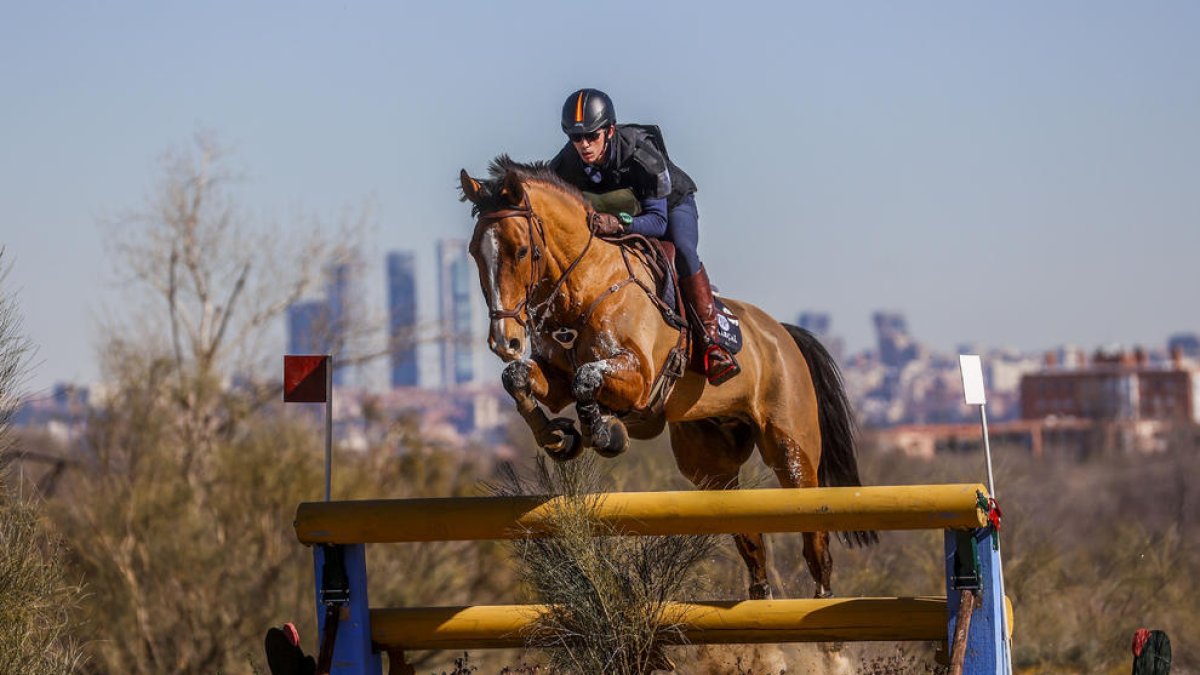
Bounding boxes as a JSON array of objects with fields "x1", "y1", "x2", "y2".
[{"x1": 3, "y1": 2, "x2": 1198, "y2": 390}]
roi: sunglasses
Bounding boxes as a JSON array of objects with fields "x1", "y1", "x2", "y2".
[{"x1": 568, "y1": 130, "x2": 605, "y2": 144}]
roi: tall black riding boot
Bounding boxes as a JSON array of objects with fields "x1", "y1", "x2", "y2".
[{"x1": 680, "y1": 266, "x2": 741, "y2": 385}]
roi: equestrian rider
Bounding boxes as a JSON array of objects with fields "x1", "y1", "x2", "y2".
[{"x1": 548, "y1": 88, "x2": 740, "y2": 385}]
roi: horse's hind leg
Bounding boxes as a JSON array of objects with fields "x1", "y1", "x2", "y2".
[
  {"x1": 668, "y1": 419, "x2": 772, "y2": 599},
  {"x1": 756, "y1": 422, "x2": 833, "y2": 598}
]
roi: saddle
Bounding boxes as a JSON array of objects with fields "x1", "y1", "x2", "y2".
[
  {"x1": 584, "y1": 190, "x2": 742, "y2": 414},
  {"x1": 583, "y1": 189, "x2": 685, "y2": 328},
  {"x1": 584, "y1": 189, "x2": 742, "y2": 356}
]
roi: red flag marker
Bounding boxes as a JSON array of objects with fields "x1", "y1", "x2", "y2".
[{"x1": 284, "y1": 355, "x2": 329, "y2": 403}]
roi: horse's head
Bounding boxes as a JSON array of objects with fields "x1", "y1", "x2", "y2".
[
  {"x1": 461, "y1": 167, "x2": 539, "y2": 361},
  {"x1": 461, "y1": 157, "x2": 593, "y2": 362}
]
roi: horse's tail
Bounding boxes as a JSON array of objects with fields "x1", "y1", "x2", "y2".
[{"x1": 782, "y1": 323, "x2": 878, "y2": 547}]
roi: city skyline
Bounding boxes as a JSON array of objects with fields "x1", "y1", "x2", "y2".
[
  {"x1": 279, "y1": 240, "x2": 1200, "y2": 406},
  {"x1": 4, "y1": 3, "x2": 1199, "y2": 391}
]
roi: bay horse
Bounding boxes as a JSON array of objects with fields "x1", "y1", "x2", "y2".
[{"x1": 460, "y1": 156, "x2": 873, "y2": 599}]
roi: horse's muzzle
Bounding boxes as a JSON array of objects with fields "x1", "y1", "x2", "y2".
[{"x1": 488, "y1": 320, "x2": 525, "y2": 362}]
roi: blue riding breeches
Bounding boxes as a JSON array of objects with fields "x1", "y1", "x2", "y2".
[{"x1": 667, "y1": 194, "x2": 702, "y2": 277}]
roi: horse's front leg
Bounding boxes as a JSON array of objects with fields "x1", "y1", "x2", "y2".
[
  {"x1": 572, "y1": 353, "x2": 643, "y2": 458},
  {"x1": 502, "y1": 359, "x2": 582, "y2": 461}
]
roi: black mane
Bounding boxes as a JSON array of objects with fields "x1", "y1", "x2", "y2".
[{"x1": 462, "y1": 154, "x2": 585, "y2": 216}]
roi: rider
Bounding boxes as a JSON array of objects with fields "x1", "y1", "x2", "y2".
[{"x1": 548, "y1": 88, "x2": 740, "y2": 385}]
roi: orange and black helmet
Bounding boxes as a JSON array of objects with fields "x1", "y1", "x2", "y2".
[{"x1": 561, "y1": 88, "x2": 615, "y2": 135}]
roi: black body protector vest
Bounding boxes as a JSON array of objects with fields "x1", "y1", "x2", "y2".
[{"x1": 550, "y1": 124, "x2": 697, "y2": 208}]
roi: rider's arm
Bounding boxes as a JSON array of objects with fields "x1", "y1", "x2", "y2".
[{"x1": 628, "y1": 197, "x2": 668, "y2": 237}]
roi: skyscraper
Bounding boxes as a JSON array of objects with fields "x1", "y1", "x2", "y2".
[
  {"x1": 873, "y1": 311, "x2": 918, "y2": 368},
  {"x1": 287, "y1": 300, "x2": 330, "y2": 355},
  {"x1": 387, "y1": 250, "x2": 419, "y2": 388},
  {"x1": 437, "y1": 239, "x2": 477, "y2": 388},
  {"x1": 325, "y1": 261, "x2": 354, "y2": 386},
  {"x1": 796, "y1": 311, "x2": 844, "y2": 362},
  {"x1": 796, "y1": 312, "x2": 831, "y2": 337}
]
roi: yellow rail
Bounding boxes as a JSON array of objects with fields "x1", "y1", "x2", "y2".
[
  {"x1": 295, "y1": 484, "x2": 987, "y2": 545},
  {"x1": 369, "y1": 597, "x2": 950, "y2": 649}
]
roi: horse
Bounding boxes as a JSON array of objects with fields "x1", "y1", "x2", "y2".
[{"x1": 459, "y1": 156, "x2": 874, "y2": 600}]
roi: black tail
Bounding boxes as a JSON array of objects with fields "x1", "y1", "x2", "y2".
[{"x1": 783, "y1": 323, "x2": 878, "y2": 547}]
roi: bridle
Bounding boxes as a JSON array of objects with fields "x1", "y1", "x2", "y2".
[
  {"x1": 475, "y1": 193, "x2": 597, "y2": 331},
  {"x1": 475, "y1": 185, "x2": 689, "y2": 415}
]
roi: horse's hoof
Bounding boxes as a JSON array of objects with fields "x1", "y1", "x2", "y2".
[
  {"x1": 592, "y1": 418, "x2": 628, "y2": 458},
  {"x1": 543, "y1": 417, "x2": 583, "y2": 462},
  {"x1": 749, "y1": 582, "x2": 773, "y2": 600}
]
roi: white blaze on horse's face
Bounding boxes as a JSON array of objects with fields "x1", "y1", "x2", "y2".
[{"x1": 477, "y1": 224, "x2": 526, "y2": 362}]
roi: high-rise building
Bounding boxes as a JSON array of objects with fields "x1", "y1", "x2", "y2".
[
  {"x1": 795, "y1": 311, "x2": 844, "y2": 362},
  {"x1": 796, "y1": 312, "x2": 831, "y2": 337},
  {"x1": 287, "y1": 300, "x2": 330, "y2": 355},
  {"x1": 437, "y1": 239, "x2": 477, "y2": 388},
  {"x1": 873, "y1": 311, "x2": 919, "y2": 369},
  {"x1": 325, "y1": 261, "x2": 354, "y2": 386},
  {"x1": 387, "y1": 251, "x2": 419, "y2": 388}
]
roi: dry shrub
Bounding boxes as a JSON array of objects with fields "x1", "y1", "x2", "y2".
[
  {"x1": 492, "y1": 453, "x2": 719, "y2": 675},
  {"x1": 0, "y1": 248, "x2": 89, "y2": 673},
  {"x1": 43, "y1": 377, "x2": 509, "y2": 675},
  {"x1": 0, "y1": 496, "x2": 88, "y2": 674}
]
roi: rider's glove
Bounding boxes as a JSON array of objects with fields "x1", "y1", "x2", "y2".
[{"x1": 590, "y1": 211, "x2": 625, "y2": 236}]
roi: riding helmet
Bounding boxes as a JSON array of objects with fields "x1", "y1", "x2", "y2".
[{"x1": 561, "y1": 88, "x2": 615, "y2": 134}]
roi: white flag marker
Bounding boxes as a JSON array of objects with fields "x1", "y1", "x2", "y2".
[{"x1": 959, "y1": 354, "x2": 987, "y2": 405}]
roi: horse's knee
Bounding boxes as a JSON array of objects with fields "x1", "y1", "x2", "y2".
[
  {"x1": 571, "y1": 361, "x2": 607, "y2": 401},
  {"x1": 501, "y1": 360, "x2": 532, "y2": 397}
]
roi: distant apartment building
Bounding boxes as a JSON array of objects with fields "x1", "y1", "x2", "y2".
[
  {"x1": 1020, "y1": 349, "x2": 1199, "y2": 422},
  {"x1": 437, "y1": 239, "x2": 477, "y2": 388},
  {"x1": 387, "y1": 251, "x2": 419, "y2": 388}
]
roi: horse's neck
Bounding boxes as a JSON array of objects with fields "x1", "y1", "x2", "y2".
[{"x1": 530, "y1": 190, "x2": 621, "y2": 310}]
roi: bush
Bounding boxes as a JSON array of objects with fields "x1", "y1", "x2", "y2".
[{"x1": 494, "y1": 454, "x2": 719, "y2": 675}]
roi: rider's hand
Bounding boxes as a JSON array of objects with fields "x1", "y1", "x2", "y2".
[{"x1": 590, "y1": 211, "x2": 625, "y2": 236}]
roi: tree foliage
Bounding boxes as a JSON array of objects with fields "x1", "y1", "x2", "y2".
[{"x1": 30, "y1": 136, "x2": 514, "y2": 674}]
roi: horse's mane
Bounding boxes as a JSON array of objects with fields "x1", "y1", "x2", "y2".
[{"x1": 462, "y1": 154, "x2": 586, "y2": 216}]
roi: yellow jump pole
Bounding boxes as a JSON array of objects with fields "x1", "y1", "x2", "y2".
[
  {"x1": 295, "y1": 483, "x2": 987, "y2": 545},
  {"x1": 368, "y1": 597, "x2": 949, "y2": 650}
]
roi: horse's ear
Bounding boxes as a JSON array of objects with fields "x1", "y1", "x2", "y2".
[
  {"x1": 460, "y1": 169, "x2": 485, "y2": 204},
  {"x1": 500, "y1": 171, "x2": 524, "y2": 206}
]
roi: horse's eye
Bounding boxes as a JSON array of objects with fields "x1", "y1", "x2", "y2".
[{"x1": 516, "y1": 246, "x2": 529, "y2": 260}]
